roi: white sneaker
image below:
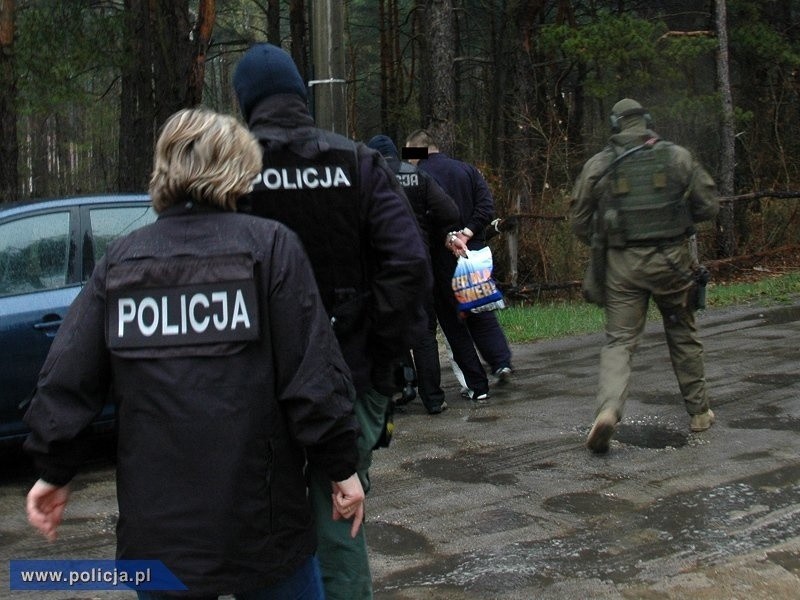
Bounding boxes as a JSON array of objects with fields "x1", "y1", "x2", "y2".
[{"x1": 461, "y1": 389, "x2": 489, "y2": 404}]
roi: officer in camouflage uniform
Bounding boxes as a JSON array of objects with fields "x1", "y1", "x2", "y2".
[{"x1": 570, "y1": 98, "x2": 719, "y2": 454}]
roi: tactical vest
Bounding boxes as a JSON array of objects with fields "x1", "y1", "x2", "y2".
[
  {"x1": 604, "y1": 140, "x2": 693, "y2": 247},
  {"x1": 243, "y1": 128, "x2": 367, "y2": 334}
]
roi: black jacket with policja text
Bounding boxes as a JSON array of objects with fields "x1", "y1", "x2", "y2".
[
  {"x1": 242, "y1": 94, "x2": 431, "y2": 395},
  {"x1": 24, "y1": 202, "x2": 360, "y2": 596}
]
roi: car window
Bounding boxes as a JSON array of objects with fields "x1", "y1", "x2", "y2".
[
  {"x1": 89, "y1": 205, "x2": 157, "y2": 262},
  {"x1": 0, "y1": 211, "x2": 71, "y2": 297}
]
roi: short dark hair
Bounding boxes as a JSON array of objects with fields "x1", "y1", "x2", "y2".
[{"x1": 405, "y1": 129, "x2": 438, "y2": 149}]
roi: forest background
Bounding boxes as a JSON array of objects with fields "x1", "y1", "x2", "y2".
[{"x1": 0, "y1": 0, "x2": 798, "y2": 293}]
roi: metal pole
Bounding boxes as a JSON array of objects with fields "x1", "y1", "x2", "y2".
[{"x1": 310, "y1": 0, "x2": 347, "y2": 134}]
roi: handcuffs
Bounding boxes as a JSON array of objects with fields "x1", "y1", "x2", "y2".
[{"x1": 446, "y1": 231, "x2": 460, "y2": 248}]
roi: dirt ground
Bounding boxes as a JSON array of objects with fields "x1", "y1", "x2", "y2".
[
  {"x1": 365, "y1": 295, "x2": 800, "y2": 599},
  {"x1": 2, "y1": 294, "x2": 800, "y2": 599}
]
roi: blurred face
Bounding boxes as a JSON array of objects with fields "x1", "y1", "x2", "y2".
[{"x1": 402, "y1": 145, "x2": 428, "y2": 165}]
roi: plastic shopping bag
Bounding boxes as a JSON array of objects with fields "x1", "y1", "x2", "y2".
[{"x1": 451, "y1": 246, "x2": 506, "y2": 314}]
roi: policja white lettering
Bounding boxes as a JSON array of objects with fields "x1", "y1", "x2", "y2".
[
  {"x1": 396, "y1": 173, "x2": 419, "y2": 187},
  {"x1": 117, "y1": 289, "x2": 251, "y2": 337},
  {"x1": 257, "y1": 166, "x2": 352, "y2": 190},
  {"x1": 107, "y1": 279, "x2": 260, "y2": 349}
]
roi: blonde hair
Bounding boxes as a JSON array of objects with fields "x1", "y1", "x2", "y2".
[{"x1": 149, "y1": 108, "x2": 262, "y2": 213}]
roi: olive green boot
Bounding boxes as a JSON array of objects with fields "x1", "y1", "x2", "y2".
[
  {"x1": 586, "y1": 410, "x2": 618, "y2": 454},
  {"x1": 690, "y1": 409, "x2": 715, "y2": 432}
]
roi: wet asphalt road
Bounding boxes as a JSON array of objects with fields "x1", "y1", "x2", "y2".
[{"x1": 2, "y1": 298, "x2": 800, "y2": 599}]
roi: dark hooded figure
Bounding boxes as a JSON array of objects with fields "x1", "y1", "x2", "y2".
[{"x1": 234, "y1": 43, "x2": 430, "y2": 600}]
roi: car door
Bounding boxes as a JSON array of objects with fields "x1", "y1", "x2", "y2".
[
  {"x1": 0, "y1": 207, "x2": 79, "y2": 440},
  {"x1": 78, "y1": 201, "x2": 158, "y2": 424},
  {"x1": 0, "y1": 198, "x2": 156, "y2": 442}
]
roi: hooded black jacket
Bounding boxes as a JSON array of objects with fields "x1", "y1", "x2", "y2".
[{"x1": 241, "y1": 95, "x2": 430, "y2": 394}]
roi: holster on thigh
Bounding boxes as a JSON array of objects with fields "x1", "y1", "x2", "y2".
[{"x1": 658, "y1": 303, "x2": 689, "y2": 328}]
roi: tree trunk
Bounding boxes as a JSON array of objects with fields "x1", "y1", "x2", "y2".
[
  {"x1": 186, "y1": 0, "x2": 216, "y2": 107},
  {"x1": 289, "y1": 0, "x2": 308, "y2": 80},
  {"x1": 714, "y1": 0, "x2": 736, "y2": 257},
  {"x1": 152, "y1": 0, "x2": 191, "y2": 128},
  {"x1": 119, "y1": 0, "x2": 194, "y2": 192},
  {"x1": 421, "y1": 0, "x2": 455, "y2": 152},
  {"x1": 28, "y1": 115, "x2": 49, "y2": 199},
  {"x1": 410, "y1": 0, "x2": 425, "y2": 126},
  {"x1": 0, "y1": 0, "x2": 17, "y2": 202},
  {"x1": 379, "y1": 0, "x2": 389, "y2": 131},
  {"x1": 389, "y1": 0, "x2": 403, "y2": 140},
  {"x1": 267, "y1": 0, "x2": 280, "y2": 45},
  {"x1": 119, "y1": 0, "x2": 155, "y2": 193}
]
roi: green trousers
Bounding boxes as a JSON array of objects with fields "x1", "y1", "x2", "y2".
[
  {"x1": 309, "y1": 387, "x2": 391, "y2": 600},
  {"x1": 595, "y1": 243, "x2": 710, "y2": 421}
]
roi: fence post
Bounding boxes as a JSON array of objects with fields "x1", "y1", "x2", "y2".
[{"x1": 506, "y1": 193, "x2": 523, "y2": 288}]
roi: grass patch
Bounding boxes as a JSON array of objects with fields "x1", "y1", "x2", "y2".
[
  {"x1": 497, "y1": 272, "x2": 800, "y2": 343},
  {"x1": 497, "y1": 302, "x2": 605, "y2": 343},
  {"x1": 706, "y1": 272, "x2": 800, "y2": 307}
]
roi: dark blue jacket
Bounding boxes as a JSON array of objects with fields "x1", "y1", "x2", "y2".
[
  {"x1": 418, "y1": 152, "x2": 495, "y2": 250},
  {"x1": 384, "y1": 155, "x2": 460, "y2": 250}
]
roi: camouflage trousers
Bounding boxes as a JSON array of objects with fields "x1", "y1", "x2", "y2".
[{"x1": 594, "y1": 242, "x2": 710, "y2": 421}]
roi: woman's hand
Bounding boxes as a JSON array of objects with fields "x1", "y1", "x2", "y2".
[
  {"x1": 27, "y1": 479, "x2": 70, "y2": 542},
  {"x1": 331, "y1": 474, "x2": 365, "y2": 538}
]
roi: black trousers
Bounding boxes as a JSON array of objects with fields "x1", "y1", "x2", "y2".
[
  {"x1": 431, "y1": 248, "x2": 512, "y2": 397},
  {"x1": 406, "y1": 298, "x2": 446, "y2": 411}
]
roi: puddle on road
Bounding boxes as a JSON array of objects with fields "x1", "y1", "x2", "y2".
[
  {"x1": 369, "y1": 521, "x2": 433, "y2": 555},
  {"x1": 376, "y1": 464, "x2": 800, "y2": 595},
  {"x1": 615, "y1": 424, "x2": 688, "y2": 449},
  {"x1": 577, "y1": 421, "x2": 689, "y2": 450},
  {"x1": 543, "y1": 491, "x2": 635, "y2": 516},
  {"x1": 472, "y1": 508, "x2": 533, "y2": 534},
  {"x1": 406, "y1": 451, "x2": 518, "y2": 486}
]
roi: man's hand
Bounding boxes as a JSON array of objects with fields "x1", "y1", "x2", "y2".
[
  {"x1": 27, "y1": 479, "x2": 70, "y2": 542},
  {"x1": 331, "y1": 474, "x2": 365, "y2": 538},
  {"x1": 445, "y1": 231, "x2": 469, "y2": 258}
]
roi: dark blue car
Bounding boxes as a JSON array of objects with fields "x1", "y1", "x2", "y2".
[{"x1": 0, "y1": 195, "x2": 155, "y2": 442}]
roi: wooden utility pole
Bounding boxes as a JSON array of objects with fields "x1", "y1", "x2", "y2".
[{"x1": 310, "y1": 0, "x2": 347, "y2": 133}]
